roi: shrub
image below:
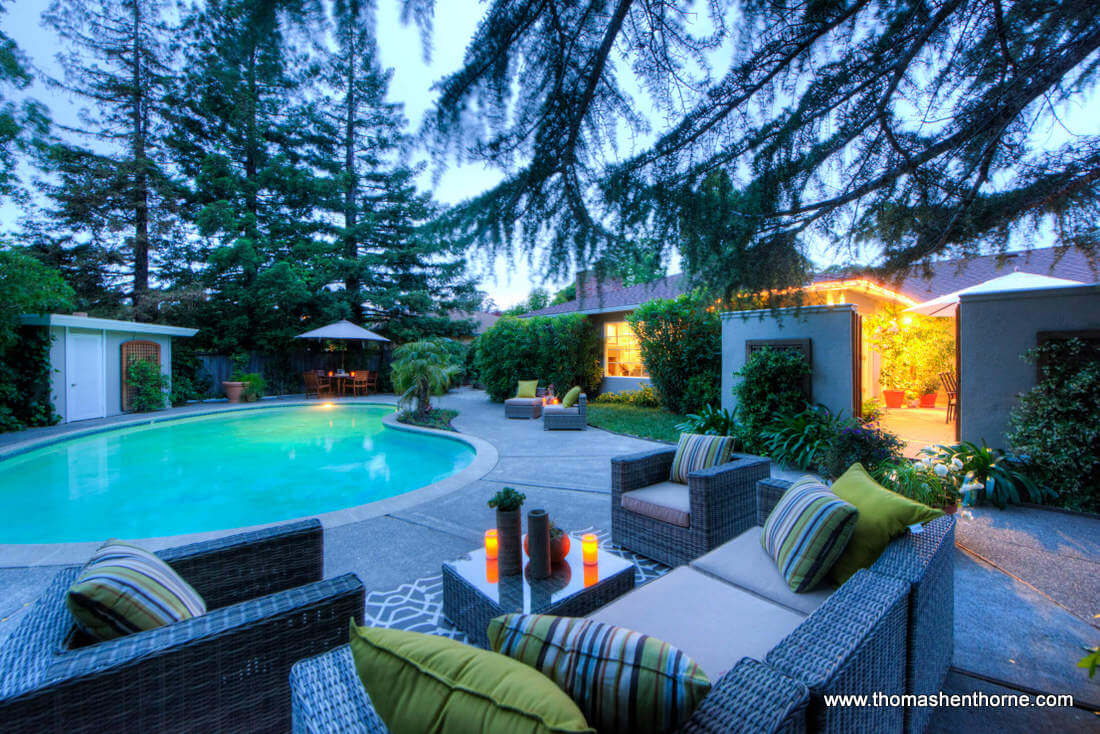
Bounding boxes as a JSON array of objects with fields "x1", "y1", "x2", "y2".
[
  {"x1": 920, "y1": 441, "x2": 1050, "y2": 509},
  {"x1": 474, "y1": 315, "x2": 602, "y2": 402},
  {"x1": 431, "y1": 337, "x2": 469, "y2": 388},
  {"x1": 126, "y1": 358, "x2": 167, "y2": 412},
  {"x1": 872, "y1": 459, "x2": 954, "y2": 508},
  {"x1": 627, "y1": 293, "x2": 721, "y2": 414},
  {"x1": 760, "y1": 405, "x2": 844, "y2": 471},
  {"x1": 391, "y1": 339, "x2": 461, "y2": 417},
  {"x1": 820, "y1": 422, "x2": 904, "y2": 480},
  {"x1": 675, "y1": 405, "x2": 740, "y2": 438},
  {"x1": 592, "y1": 385, "x2": 661, "y2": 408},
  {"x1": 239, "y1": 373, "x2": 266, "y2": 402},
  {"x1": 1007, "y1": 338, "x2": 1100, "y2": 512},
  {"x1": 731, "y1": 347, "x2": 811, "y2": 448}
]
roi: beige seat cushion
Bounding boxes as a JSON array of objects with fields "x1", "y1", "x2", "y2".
[
  {"x1": 621, "y1": 481, "x2": 690, "y2": 527},
  {"x1": 691, "y1": 527, "x2": 833, "y2": 616},
  {"x1": 542, "y1": 405, "x2": 579, "y2": 415},
  {"x1": 587, "y1": 567, "x2": 805, "y2": 679},
  {"x1": 505, "y1": 397, "x2": 542, "y2": 406}
]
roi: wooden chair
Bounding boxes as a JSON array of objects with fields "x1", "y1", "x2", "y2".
[
  {"x1": 349, "y1": 373, "x2": 370, "y2": 396},
  {"x1": 939, "y1": 371, "x2": 958, "y2": 423},
  {"x1": 303, "y1": 372, "x2": 333, "y2": 399}
]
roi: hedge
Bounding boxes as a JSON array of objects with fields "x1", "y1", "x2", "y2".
[{"x1": 474, "y1": 315, "x2": 602, "y2": 402}]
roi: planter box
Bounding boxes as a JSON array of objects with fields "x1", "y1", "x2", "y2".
[{"x1": 883, "y1": 389, "x2": 905, "y2": 409}]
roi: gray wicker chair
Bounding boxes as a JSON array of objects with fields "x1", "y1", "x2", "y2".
[
  {"x1": 611, "y1": 447, "x2": 771, "y2": 566},
  {"x1": 543, "y1": 393, "x2": 587, "y2": 430},
  {"x1": 0, "y1": 519, "x2": 365, "y2": 734},
  {"x1": 504, "y1": 386, "x2": 547, "y2": 419}
]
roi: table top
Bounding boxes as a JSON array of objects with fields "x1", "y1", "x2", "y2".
[{"x1": 443, "y1": 541, "x2": 634, "y2": 615}]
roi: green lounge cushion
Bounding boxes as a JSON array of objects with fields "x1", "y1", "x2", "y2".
[
  {"x1": 67, "y1": 540, "x2": 206, "y2": 641},
  {"x1": 761, "y1": 476, "x2": 859, "y2": 592},
  {"x1": 669, "y1": 433, "x2": 736, "y2": 484},
  {"x1": 349, "y1": 622, "x2": 593, "y2": 734},
  {"x1": 829, "y1": 463, "x2": 944, "y2": 585},
  {"x1": 488, "y1": 613, "x2": 711, "y2": 734},
  {"x1": 561, "y1": 386, "x2": 582, "y2": 408},
  {"x1": 516, "y1": 380, "x2": 539, "y2": 399}
]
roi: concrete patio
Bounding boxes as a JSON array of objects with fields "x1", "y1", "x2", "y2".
[{"x1": 0, "y1": 387, "x2": 1096, "y2": 730}]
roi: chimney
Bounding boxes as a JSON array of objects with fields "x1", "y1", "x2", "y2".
[{"x1": 575, "y1": 270, "x2": 622, "y2": 305}]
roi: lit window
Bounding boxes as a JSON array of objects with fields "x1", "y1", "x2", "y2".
[{"x1": 604, "y1": 322, "x2": 648, "y2": 378}]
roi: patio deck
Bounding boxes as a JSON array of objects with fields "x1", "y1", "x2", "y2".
[
  {"x1": 0, "y1": 388, "x2": 1096, "y2": 730},
  {"x1": 879, "y1": 405, "x2": 956, "y2": 458}
]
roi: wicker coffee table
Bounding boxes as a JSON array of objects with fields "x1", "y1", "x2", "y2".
[{"x1": 442, "y1": 541, "x2": 635, "y2": 646}]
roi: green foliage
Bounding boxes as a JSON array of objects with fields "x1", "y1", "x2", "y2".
[
  {"x1": 488, "y1": 486, "x2": 526, "y2": 512},
  {"x1": 820, "y1": 423, "x2": 905, "y2": 481},
  {"x1": 0, "y1": 249, "x2": 74, "y2": 351},
  {"x1": 860, "y1": 398, "x2": 884, "y2": 425},
  {"x1": 473, "y1": 315, "x2": 601, "y2": 402},
  {"x1": 864, "y1": 307, "x2": 954, "y2": 396},
  {"x1": 0, "y1": 326, "x2": 61, "y2": 433},
  {"x1": 592, "y1": 385, "x2": 661, "y2": 408},
  {"x1": 920, "y1": 441, "x2": 1050, "y2": 509},
  {"x1": 1080, "y1": 646, "x2": 1099, "y2": 679},
  {"x1": 391, "y1": 339, "x2": 460, "y2": 417},
  {"x1": 430, "y1": 338, "x2": 469, "y2": 388},
  {"x1": 871, "y1": 460, "x2": 954, "y2": 508},
  {"x1": 587, "y1": 404, "x2": 686, "y2": 443},
  {"x1": 627, "y1": 293, "x2": 721, "y2": 414},
  {"x1": 675, "y1": 405, "x2": 740, "y2": 438},
  {"x1": 397, "y1": 407, "x2": 458, "y2": 432},
  {"x1": 760, "y1": 405, "x2": 844, "y2": 471},
  {"x1": 1007, "y1": 339, "x2": 1100, "y2": 513},
  {"x1": 170, "y1": 341, "x2": 211, "y2": 405},
  {"x1": 503, "y1": 288, "x2": 551, "y2": 316},
  {"x1": 126, "y1": 357, "x2": 166, "y2": 413},
  {"x1": 0, "y1": 0, "x2": 49, "y2": 204},
  {"x1": 731, "y1": 347, "x2": 811, "y2": 448}
]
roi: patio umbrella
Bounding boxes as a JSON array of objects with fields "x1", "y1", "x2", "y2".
[
  {"x1": 904, "y1": 271, "x2": 1085, "y2": 317},
  {"x1": 294, "y1": 319, "x2": 390, "y2": 370}
]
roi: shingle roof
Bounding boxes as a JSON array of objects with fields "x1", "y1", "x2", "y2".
[{"x1": 522, "y1": 246, "x2": 1099, "y2": 316}]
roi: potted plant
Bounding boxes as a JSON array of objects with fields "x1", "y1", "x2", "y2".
[
  {"x1": 488, "y1": 487, "x2": 526, "y2": 575},
  {"x1": 222, "y1": 354, "x2": 249, "y2": 404},
  {"x1": 917, "y1": 376, "x2": 939, "y2": 408}
]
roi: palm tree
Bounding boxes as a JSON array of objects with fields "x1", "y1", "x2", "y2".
[{"x1": 390, "y1": 339, "x2": 461, "y2": 418}]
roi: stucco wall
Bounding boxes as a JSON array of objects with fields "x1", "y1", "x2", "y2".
[
  {"x1": 721, "y1": 305, "x2": 858, "y2": 419},
  {"x1": 958, "y1": 284, "x2": 1100, "y2": 448},
  {"x1": 47, "y1": 326, "x2": 66, "y2": 420}
]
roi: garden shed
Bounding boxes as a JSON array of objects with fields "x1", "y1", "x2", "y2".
[{"x1": 18, "y1": 313, "x2": 198, "y2": 424}]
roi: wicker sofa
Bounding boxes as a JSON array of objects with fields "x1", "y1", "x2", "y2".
[
  {"x1": 611, "y1": 447, "x2": 771, "y2": 566},
  {"x1": 504, "y1": 386, "x2": 547, "y2": 419},
  {"x1": 0, "y1": 520, "x2": 364, "y2": 734},
  {"x1": 543, "y1": 393, "x2": 587, "y2": 430},
  {"x1": 289, "y1": 478, "x2": 954, "y2": 734}
]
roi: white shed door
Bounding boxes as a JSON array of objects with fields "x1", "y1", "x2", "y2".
[{"x1": 67, "y1": 331, "x2": 105, "y2": 421}]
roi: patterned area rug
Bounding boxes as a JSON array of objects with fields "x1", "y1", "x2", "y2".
[{"x1": 361, "y1": 528, "x2": 668, "y2": 647}]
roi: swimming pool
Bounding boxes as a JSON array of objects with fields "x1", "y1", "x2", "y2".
[{"x1": 0, "y1": 404, "x2": 475, "y2": 544}]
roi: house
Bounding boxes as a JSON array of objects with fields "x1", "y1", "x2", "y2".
[
  {"x1": 449, "y1": 310, "x2": 502, "y2": 343},
  {"x1": 522, "y1": 246, "x2": 1099, "y2": 397}
]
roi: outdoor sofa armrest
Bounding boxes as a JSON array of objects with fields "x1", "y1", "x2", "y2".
[
  {"x1": 157, "y1": 518, "x2": 324, "y2": 609},
  {"x1": 0, "y1": 571, "x2": 364, "y2": 734},
  {"x1": 686, "y1": 454, "x2": 770, "y2": 538},
  {"x1": 291, "y1": 645, "x2": 390, "y2": 734},
  {"x1": 756, "y1": 478, "x2": 793, "y2": 526},
  {"x1": 611, "y1": 447, "x2": 677, "y2": 496},
  {"x1": 676, "y1": 657, "x2": 809, "y2": 734}
]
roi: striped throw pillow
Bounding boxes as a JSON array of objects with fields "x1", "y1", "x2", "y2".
[
  {"x1": 488, "y1": 613, "x2": 711, "y2": 734},
  {"x1": 669, "y1": 433, "x2": 736, "y2": 483},
  {"x1": 67, "y1": 540, "x2": 207, "y2": 641},
  {"x1": 761, "y1": 477, "x2": 859, "y2": 592}
]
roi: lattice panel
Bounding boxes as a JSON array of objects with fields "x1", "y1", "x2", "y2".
[{"x1": 121, "y1": 339, "x2": 161, "y2": 411}]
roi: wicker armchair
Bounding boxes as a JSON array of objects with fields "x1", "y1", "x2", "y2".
[
  {"x1": 543, "y1": 393, "x2": 587, "y2": 430},
  {"x1": 0, "y1": 520, "x2": 364, "y2": 734},
  {"x1": 611, "y1": 447, "x2": 771, "y2": 567}
]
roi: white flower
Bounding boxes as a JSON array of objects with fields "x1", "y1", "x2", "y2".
[
  {"x1": 933, "y1": 463, "x2": 949, "y2": 477},
  {"x1": 950, "y1": 457, "x2": 964, "y2": 471}
]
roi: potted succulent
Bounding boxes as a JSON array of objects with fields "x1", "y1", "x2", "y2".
[{"x1": 489, "y1": 487, "x2": 526, "y2": 576}]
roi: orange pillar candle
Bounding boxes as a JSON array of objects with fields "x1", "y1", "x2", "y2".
[
  {"x1": 582, "y1": 533, "x2": 598, "y2": 565},
  {"x1": 485, "y1": 558, "x2": 499, "y2": 584},
  {"x1": 484, "y1": 529, "x2": 499, "y2": 560}
]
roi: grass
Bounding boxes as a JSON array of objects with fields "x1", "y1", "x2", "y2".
[
  {"x1": 397, "y1": 408, "x2": 459, "y2": 431},
  {"x1": 586, "y1": 404, "x2": 686, "y2": 443}
]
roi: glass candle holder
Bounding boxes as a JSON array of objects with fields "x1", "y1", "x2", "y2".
[
  {"x1": 583, "y1": 563, "x2": 599, "y2": 588},
  {"x1": 484, "y1": 529, "x2": 499, "y2": 560},
  {"x1": 582, "y1": 533, "x2": 598, "y2": 565}
]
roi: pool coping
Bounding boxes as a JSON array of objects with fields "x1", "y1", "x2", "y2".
[{"x1": 0, "y1": 401, "x2": 499, "y2": 567}]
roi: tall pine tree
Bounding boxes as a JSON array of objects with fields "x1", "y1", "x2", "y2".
[{"x1": 0, "y1": 0, "x2": 49, "y2": 207}]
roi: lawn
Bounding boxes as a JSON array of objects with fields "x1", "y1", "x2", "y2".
[{"x1": 586, "y1": 404, "x2": 686, "y2": 443}]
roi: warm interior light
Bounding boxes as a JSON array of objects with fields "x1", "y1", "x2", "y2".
[
  {"x1": 582, "y1": 533, "x2": 598, "y2": 565},
  {"x1": 485, "y1": 557, "x2": 498, "y2": 584},
  {"x1": 350, "y1": 371, "x2": 356, "y2": 377},
  {"x1": 484, "y1": 529, "x2": 498, "y2": 560}
]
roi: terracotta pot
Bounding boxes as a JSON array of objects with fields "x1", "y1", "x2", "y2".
[
  {"x1": 882, "y1": 389, "x2": 905, "y2": 409},
  {"x1": 524, "y1": 532, "x2": 571, "y2": 566},
  {"x1": 223, "y1": 381, "x2": 246, "y2": 404},
  {"x1": 919, "y1": 393, "x2": 938, "y2": 409}
]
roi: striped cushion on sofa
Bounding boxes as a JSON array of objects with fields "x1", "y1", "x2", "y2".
[
  {"x1": 67, "y1": 540, "x2": 207, "y2": 641},
  {"x1": 761, "y1": 477, "x2": 859, "y2": 592},
  {"x1": 668, "y1": 433, "x2": 736, "y2": 483},
  {"x1": 488, "y1": 613, "x2": 711, "y2": 734}
]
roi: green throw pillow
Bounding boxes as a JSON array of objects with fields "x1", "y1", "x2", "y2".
[
  {"x1": 488, "y1": 614, "x2": 711, "y2": 734},
  {"x1": 829, "y1": 463, "x2": 944, "y2": 585},
  {"x1": 761, "y1": 477, "x2": 859, "y2": 592},
  {"x1": 349, "y1": 622, "x2": 593, "y2": 734},
  {"x1": 516, "y1": 380, "x2": 539, "y2": 399},
  {"x1": 669, "y1": 433, "x2": 736, "y2": 483},
  {"x1": 561, "y1": 386, "x2": 582, "y2": 408}
]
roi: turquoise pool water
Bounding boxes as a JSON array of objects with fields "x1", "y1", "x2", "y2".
[{"x1": 0, "y1": 405, "x2": 474, "y2": 544}]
